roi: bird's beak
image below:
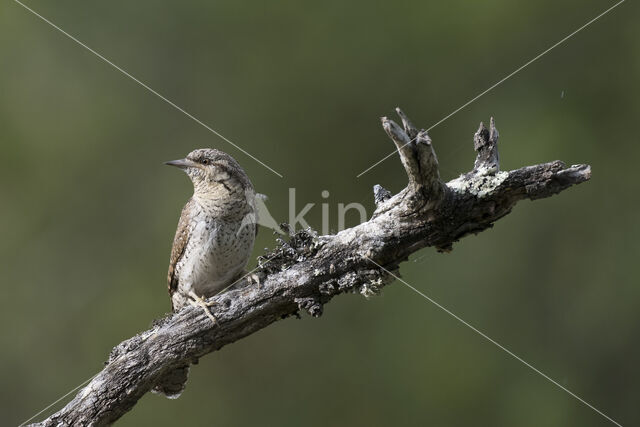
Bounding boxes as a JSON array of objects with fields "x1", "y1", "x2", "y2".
[{"x1": 164, "y1": 158, "x2": 197, "y2": 169}]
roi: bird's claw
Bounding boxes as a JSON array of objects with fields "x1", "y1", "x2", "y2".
[{"x1": 188, "y1": 291, "x2": 217, "y2": 323}]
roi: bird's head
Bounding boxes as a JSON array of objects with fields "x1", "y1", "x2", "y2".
[{"x1": 165, "y1": 148, "x2": 253, "y2": 199}]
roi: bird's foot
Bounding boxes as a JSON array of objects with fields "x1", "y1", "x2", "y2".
[{"x1": 188, "y1": 291, "x2": 217, "y2": 323}]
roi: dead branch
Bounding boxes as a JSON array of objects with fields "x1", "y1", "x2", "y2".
[{"x1": 32, "y1": 109, "x2": 590, "y2": 426}]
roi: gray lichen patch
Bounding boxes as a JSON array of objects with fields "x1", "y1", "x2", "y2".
[
  {"x1": 359, "y1": 277, "x2": 385, "y2": 298},
  {"x1": 259, "y1": 226, "x2": 323, "y2": 274},
  {"x1": 448, "y1": 170, "x2": 509, "y2": 198}
]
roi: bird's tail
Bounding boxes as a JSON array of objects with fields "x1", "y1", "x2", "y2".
[{"x1": 152, "y1": 363, "x2": 190, "y2": 399}]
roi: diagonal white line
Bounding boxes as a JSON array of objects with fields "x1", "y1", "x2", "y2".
[
  {"x1": 356, "y1": 0, "x2": 625, "y2": 178},
  {"x1": 214, "y1": 252, "x2": 277, "y2": 296},
  {"x1": 18, "y1": 373, "x2": 97, "y2": 426},
  {"x1": 13, "y1": 0, "x2": 284, "y2": 178},
  {"x1": 16, "y1": 251, "x2": 277, "y2": 425},
  {"x1": 365, "y1": 256, "x2": 623, "y2": 427}
]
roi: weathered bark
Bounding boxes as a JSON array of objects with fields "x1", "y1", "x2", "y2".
[{"x1": 32, "y1": 109, "x2": 590, "y2": 426}]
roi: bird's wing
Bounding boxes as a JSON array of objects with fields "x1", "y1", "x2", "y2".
[{"x1": 168, "y1": 198, "x2": 194, "y2": 307}]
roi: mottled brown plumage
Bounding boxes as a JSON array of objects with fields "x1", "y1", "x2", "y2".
[
  {"x1": 164, "y1": 148, "x2": 257, "y2": 311},
  {"x1": 167, "y1": 198, "x2": 194, "y2": 306}
]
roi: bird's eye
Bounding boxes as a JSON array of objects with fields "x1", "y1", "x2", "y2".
[{"x1": 201, "y1": 159, "x2": 209, "y2": 165}]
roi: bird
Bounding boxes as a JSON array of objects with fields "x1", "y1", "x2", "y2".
[{"x1": 153, "y1": 148, "x2": 258, "y2": 398}]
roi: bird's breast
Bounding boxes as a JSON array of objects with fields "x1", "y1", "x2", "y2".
[{"x1": 176, "y1": 213, "x2": 256, "y2": 298}]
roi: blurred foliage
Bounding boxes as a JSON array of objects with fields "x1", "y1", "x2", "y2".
[{"x1": 1, "y1": 0, "x2": 638, "y2": 426}]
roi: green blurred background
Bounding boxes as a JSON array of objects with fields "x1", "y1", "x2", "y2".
[{"x1": 1, "y1": 0, "x2": 638, "y2": 425}]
